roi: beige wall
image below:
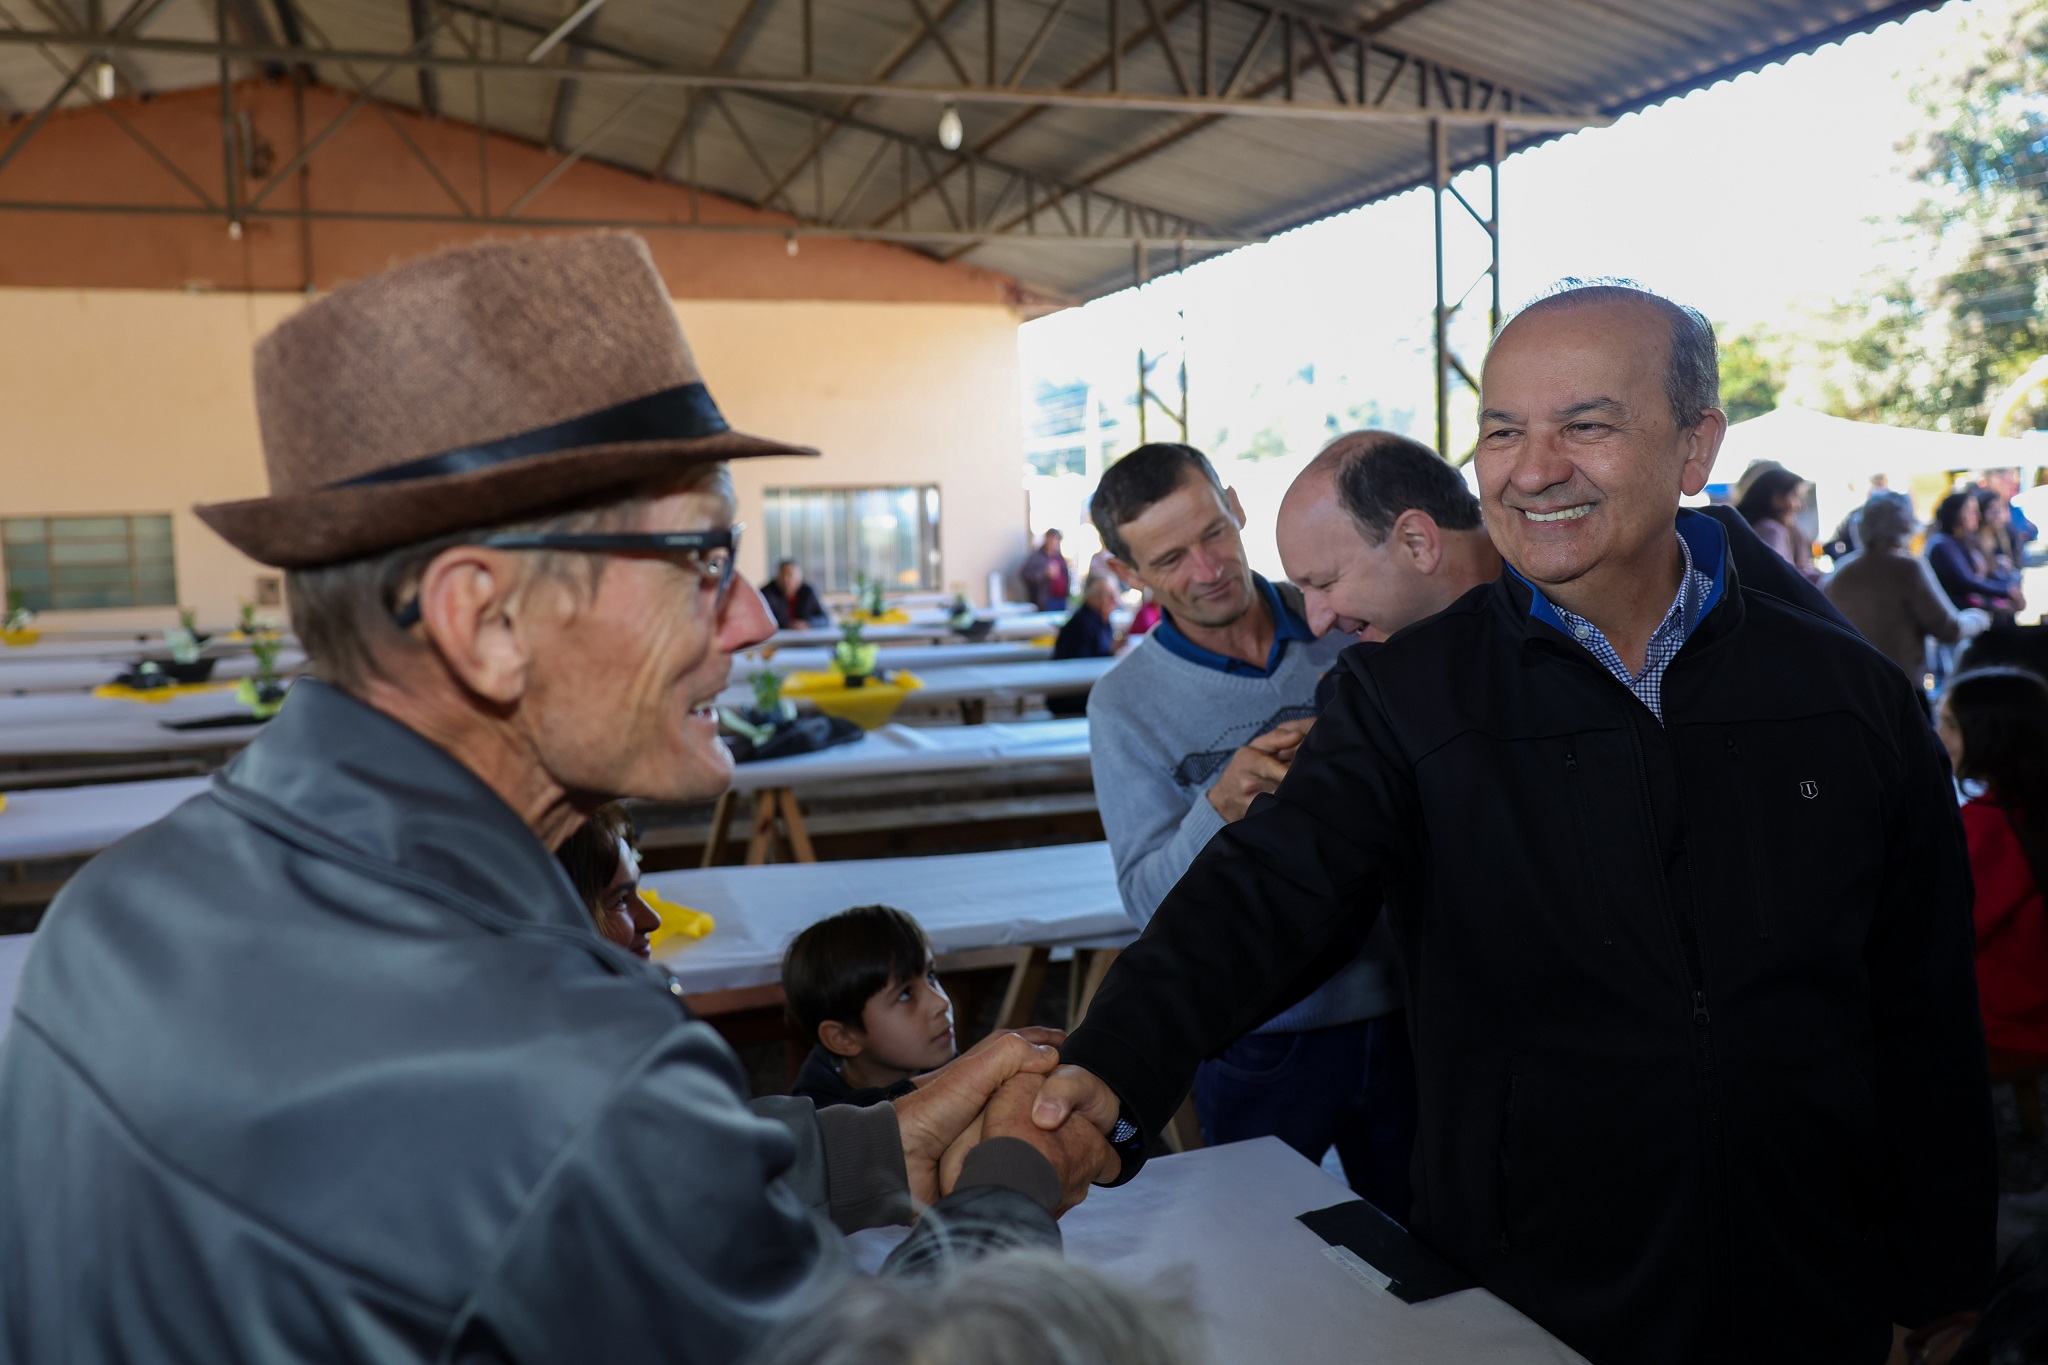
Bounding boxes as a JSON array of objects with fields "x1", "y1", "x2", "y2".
[
  {"x1": 680, "y1": 300, "x2": 1028, "y2": 596},
  {"x1": 0, "y1": 288, "x2": 1024, "y2": 630}
]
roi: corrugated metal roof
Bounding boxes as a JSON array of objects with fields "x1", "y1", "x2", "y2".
[{"x1": 0, "y1": 0, "x2": 1947, "y2": 301}]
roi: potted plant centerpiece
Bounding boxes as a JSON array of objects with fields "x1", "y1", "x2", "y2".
[
  {"x1": 747, "y1": 667, "x2": 796, "y2": 727},
  {"x1": 154, "y1": 607, "x2": 217, "y2": 684},
  {"x1": 235, "y1": 629, "x2": 289, "y2": 719},
  {"x1": 1, "y1": 591, "x2": 38, "y2": 646},
  {"x1": 832, "y1": 618, "x2": 879, "y2": 687}
]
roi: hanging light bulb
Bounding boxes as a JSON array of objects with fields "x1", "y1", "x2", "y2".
[
  {"x1": 95, "y1": 61, "x2": 115, "y2": 100},
  {"x1": 937, "y1": 103, "x2": 963, "y2": 151}
]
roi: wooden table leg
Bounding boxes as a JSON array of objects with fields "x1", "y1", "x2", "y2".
[
  {"x1": 744, "y1": 790, "x2": 780, "y2": 865},
  {"x1": 994, "y1": 945, "x2": 1052, "y2": 1031},
  {"x1": 777, "y1": 787, "x2": 816, "y2": 863},
  {"x1": 700, "y1": 791, "x2": 737, "y2": 868},
  {"x1": 1069, "y1": 947, "x2": 1120, "y2": 1030}
]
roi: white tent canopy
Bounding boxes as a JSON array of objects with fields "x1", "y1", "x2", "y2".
[{"x1": 1716, "y1": 405, "x2": 2035, "y2": 537}]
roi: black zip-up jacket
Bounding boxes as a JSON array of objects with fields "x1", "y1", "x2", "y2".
[{"x1": 1062, "y1": 539, "x2": 1996, "y2": 1365}]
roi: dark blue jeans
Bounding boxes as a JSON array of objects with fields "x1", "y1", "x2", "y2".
[{"x1": 1194, "y1": 1010, "x2": 1416, "y2": 1225}]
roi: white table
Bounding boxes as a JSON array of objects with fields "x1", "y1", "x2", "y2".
[
  {"x1": 767, "y1": 623, "x2": 960, "y2": 647},
  {"x1": 0, "y1": 720, "x2": 1092, "y2": 883},
  {"x1": 0, "y1": 689, "x2": 272, "y2": 760},
  {"x1": 645, "y1": 841, "x2": 1128, "y2": 996},
  {"x1": 717, "y1": 657, "x2": 1115, "y2": 723},
  {"x1": 723, "y1": 718, "x2": 1089, "y2": 794},
  {"x1": 733, "y1": 641, "x2": 1051, "y2": 679},
  {"x1": 0, "y1": 777, "x2": 210, "y2": 861},
  {"x1": 704, "y1": 717, "x2": 1092, "y2": 863},
  {"x1": 0, "y1": 649, "x2": 306, "y2": 696},
  {"x1": 766, "y1": 610, "x2": 1080, "y2": 649},
  {"x1": 852, "y1": 1137, "x2": 1589, "y2": 1365},
  {"x1": 0, "y1": 842, "x2": 1129, "y2": 1042}
]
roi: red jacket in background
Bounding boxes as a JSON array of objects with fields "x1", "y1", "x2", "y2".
[{"x1": 1963, "y1": 796, "x2": 2048, "y2": 1054}]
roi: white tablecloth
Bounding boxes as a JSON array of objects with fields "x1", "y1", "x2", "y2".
[
  {"x1": 852, "y1": 1137, "x2": 1589, "y2": 1365},
  {"x1": 0, "y1": 835, "x2": 1125, "y2": 1041},
  {"x1": 0, "y1": 689, "x2": 272, "y2": 757},
  {"x1": 0, "y1": 777, "x2": 211, "y2": 861},
  {"x1": 721, "y1": 717, "x2": 1090, "y2": 793},
  {"x1": 646, "y1": 841, "x2": 1129, "y2": 994},
  {"x1": 0, "y1": 649, "x2": 306, "y2": 696},
  {"x1": 733, "y1": 641, "x2": 1050, "y2": 679},
  {"x1": 767, "y1": 623, "x2": 957, "y2": 647},
  {"x1": 0, "y1": 720, "x2": 1088, "y2": 864},
  {"x1": 766, "y1": 610, "x2": 1076, "y2": 649},
  {"x1": 716, "y1": 658, "x2": 1115, "y2": 714}
]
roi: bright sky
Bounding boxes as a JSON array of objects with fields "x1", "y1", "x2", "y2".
[{"x1": 1020, "y1": 0, "x2": 1971, "y2": 483}]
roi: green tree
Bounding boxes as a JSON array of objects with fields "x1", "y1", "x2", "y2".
[
  {"x1": 1718, "y1": 330, "x2": 1783, "y2": 423},
  {"x1": 1822, "y1": 0, "x2": 2048, "y2": 432}
]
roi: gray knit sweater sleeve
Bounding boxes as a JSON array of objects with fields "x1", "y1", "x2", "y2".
[{"x1": 1089, "y1": 665, "x2": 1231, "y2": 927}]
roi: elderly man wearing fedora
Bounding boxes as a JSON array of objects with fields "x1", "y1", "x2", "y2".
[{"x1": 0, "y1": 235, "x2": 1111, "y2": 1362}]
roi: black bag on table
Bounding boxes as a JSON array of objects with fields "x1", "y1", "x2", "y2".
[{"x1": 723, "y1": 714, "x2": 863, "y2": 764}]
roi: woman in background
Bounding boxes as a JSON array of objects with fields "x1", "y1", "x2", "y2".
[
  {"x1": 1972, "y1": 485, "x2": 2024, "y2": 587},
  {"x1": 1734, "y1": 467, "x2": 1820, "y2": 584},
  {"x1": 1937, "y1": 668, "x2": 2048, "y2": 1060},
  {"x1": 1928, "y1": 491, "x2": 2024, "y2": 618}
]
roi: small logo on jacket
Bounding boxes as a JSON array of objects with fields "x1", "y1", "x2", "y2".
[{"x1": 1799, "y1": 780, "x2": 1819, "y2": 800}]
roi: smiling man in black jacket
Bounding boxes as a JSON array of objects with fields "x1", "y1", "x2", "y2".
[{"x1": 1035, "y1": 281, "x2": 1997, "y2": 1364}]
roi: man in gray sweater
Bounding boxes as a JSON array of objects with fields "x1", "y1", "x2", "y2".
[{"x1": 1086, "y1": 442, "x2": 1415, "y2": 1219}]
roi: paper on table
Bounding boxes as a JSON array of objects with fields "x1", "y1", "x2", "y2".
[{"x1": 1296, "y1": 1199, "x2": 1479, "y2": 1304}]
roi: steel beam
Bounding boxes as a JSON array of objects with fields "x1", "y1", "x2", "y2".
[
  {"x1": 0, "y1": 30, "x2": 1606, "y2": 129},
  {"x1": 0, "y1": 197, "x2": 1262, "y2": 248},
  {"x1": 431, "y1": 0, "x2": 1220, "y2": 245},
  {"x1": 406, "y1": 0, "x2": 438, "y2": 114},
  {"x1": 1432, "y1": 116, "x2": 1502, "y2": 463},
  {"x1": 1432, "y1": 115, "x2": 1446, "y2": 459}
]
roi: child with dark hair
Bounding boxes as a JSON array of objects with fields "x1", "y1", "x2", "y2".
[
  {"x1": 556, "y1": 803, "x2": 661, "y2": 960},
  {"x1": 1937, "y1": 669, "x2": 2048, "y2": 1057},
  {"x1": 782, "y1": 905, "x2": 959, "y2": 1107}
]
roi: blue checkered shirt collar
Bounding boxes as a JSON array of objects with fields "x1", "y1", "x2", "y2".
[{"x1": 1511, "y1": 510, "x2": 1727, "y2": 724}]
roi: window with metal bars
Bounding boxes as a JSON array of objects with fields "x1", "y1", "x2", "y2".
[
  {"x1": 1, "y1": 514, "x2": 178, "y2": 611},
  {"x1": 761, "y1": 486, "x2": 940, "y2": 595}
]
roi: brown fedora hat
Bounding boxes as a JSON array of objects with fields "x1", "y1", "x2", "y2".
[{"x1": 197, "y1": 232, "x2": 815, "y2": 568}]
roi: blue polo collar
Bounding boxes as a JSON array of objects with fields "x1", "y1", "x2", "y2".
[
  {"x1": 1513, "y1": 507, "x2": 1728, "y2": 641},
  {"x1": 1152, "y1": 574, "x2": 1314, "y2": 678}
]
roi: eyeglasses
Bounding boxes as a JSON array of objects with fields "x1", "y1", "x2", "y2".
[{"x1": 391, "y1": 525, "x2": 743, "y2": 628}]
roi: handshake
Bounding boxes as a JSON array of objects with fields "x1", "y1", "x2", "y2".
[{"x1": 889, "y1": 1027, "x2": 1123, "y2": 1215}]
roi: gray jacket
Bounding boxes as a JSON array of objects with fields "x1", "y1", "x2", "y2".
[{"x1": 0, "y1": 680, "x2": 1053, "y2": 1364}]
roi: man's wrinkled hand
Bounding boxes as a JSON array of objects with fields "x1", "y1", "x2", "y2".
[
  {"x1": 939, "y1": 1073, "x2": 1118, "y2": 1215},
  {"x1": 1207, "y1": 718, "x2": 1315, "y2": 823},
  {"x1": 909, "y1": 1026, "x2": 1063, "y2": 1088},
  {"x1": 892, "y1": 1030, "x2": 1059, "y2": 1206}
]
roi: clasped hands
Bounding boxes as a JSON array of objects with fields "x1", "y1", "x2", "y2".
[{"x1": 891, "y1": 1027, "x2": 1120, "y2": 1215}]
